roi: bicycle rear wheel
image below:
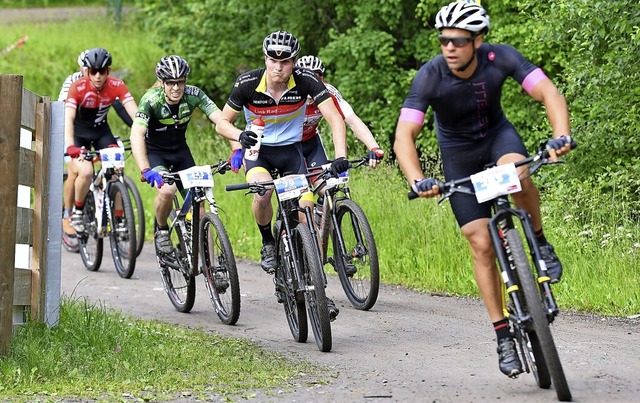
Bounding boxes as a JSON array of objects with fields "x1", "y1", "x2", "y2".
[
  {"x1": 507, "y1": 230, "x2": 571, "y2": 401},
  {"x1": 200, "y1": 212, "x2": 241, "y2": 325},
  {"x1": 108, "y1": 181, "x2": 136, "y2": 278},
  {"x1": 157, "y1": 211, "x2": 196, "y2": 313},
  {"x1": 123, "y1": 175, "x2": 145, "y2": 257},
  {"x1": 275, "y1": 222, "x2": 307, "y2": 343},
  {"x1": 332, "y1": 199, "x2": 379, "y2": 310},
  {"x1": 79, "y1": 190, "x2": 103, "y2": 271},
  {"x1": 297, "y1": 224, "x2": 332, "y2": 352}
]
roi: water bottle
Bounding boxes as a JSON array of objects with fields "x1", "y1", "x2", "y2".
[{"x1": 244, "y1": 115, "x2": 264, "y2": 161}]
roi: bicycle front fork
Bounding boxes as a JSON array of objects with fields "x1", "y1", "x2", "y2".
[{"x1": 489, "y1": 209, "x2": 560, "y2": 324}]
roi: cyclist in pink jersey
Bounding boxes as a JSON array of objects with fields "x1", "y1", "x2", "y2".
[{"x1": 394, "y1": 1, "x2": 573, "y2": 377}]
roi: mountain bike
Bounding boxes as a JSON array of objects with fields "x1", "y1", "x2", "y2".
[
  {"x1": 117, "y1": 137, "x2": 145, "y2": 257},
  {"x1": 409, "y1": 143, "x2": 575, "y2": 402},
  {"x1": 154, "y1": 161, "x2": 241, "y2": 325},
  {"x1": 76, "y1": 146, "x2": 137, "y2": 278},
  {"x1": 63, "y1": 138, "x2": 145, "y2": 258},
  {"x1": 226, "y1": 170, "x2": 332, "y2": 352},
  {"x1": 310, "y1": 157, "x2": 380, "y2": 310}
]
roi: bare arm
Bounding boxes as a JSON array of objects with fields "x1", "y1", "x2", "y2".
[
  {"x1": 393, "y1": 120, "x2": 426, "y2": 185},
  {"x1": 130, "y1": 122, "x2": 150, "y2": 172},
  {"x1": 215, "y1": 105, "x2": 242, "y2": 142},
  {"x1": 64, "y1": 105, "x2": 77, "y2": 149},
  {"x1": 318, "y1": 100, "x2": 347, "y2": 158},
  {"x1": 344, "y1": 113, "x2": 380, "y2": 151},
  {"x1": 528, "y1": 78, "x2": 572, "y2": 160}
]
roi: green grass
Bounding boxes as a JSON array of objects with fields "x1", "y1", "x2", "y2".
[{"x1": 0, "y1": 298, "x2": 317, "y2": 401}]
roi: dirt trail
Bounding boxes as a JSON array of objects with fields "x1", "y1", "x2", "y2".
[{"x1": 61, "y1": 244, "x2": 640, "y2": 402}]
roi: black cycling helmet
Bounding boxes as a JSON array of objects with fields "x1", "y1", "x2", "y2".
[
  {"x1": 155, "y1": 55, "x2": 191, "y2": 80},
  {"x1": 262, "y1": 30, "x2": 300, "y2": 60},
  {"x1": 83, "y1": 48, "x2": 112, "y2": 70},
  {"x1": 296, "y1": 55, "x2": 325, "y2": 75}
]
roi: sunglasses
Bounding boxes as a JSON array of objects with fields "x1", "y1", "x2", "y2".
[
  {"x1": 89, "y1": 68, "x2": 108, "y2": 76},
  {"x1": 438, "y1": 35, "x2": 476, "y2": 48},
  {"x1": 164, "y1": 79, "x2": 186, "y2": 87}
]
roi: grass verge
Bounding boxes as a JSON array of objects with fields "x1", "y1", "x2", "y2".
[{"x1": 0, "y1": 298, "x2": 318, "y2": 401}]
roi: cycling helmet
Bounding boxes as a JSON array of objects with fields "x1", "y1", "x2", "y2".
[
  {"x1": 155, "y1": 55, "x2": 191, "y2": 80},
  {"x1": 296, "y1": 55, "x2": 325, "y2": 75},
  {"x1": 83, "y1": 48, "x2": 112, "y2": 69},
  {"x1": 435, "y1": 1, "x2": 490, "y2": 34},
  {"x1": 77, "y1": 49, "x2": 89, "y2": 68},
  {"x1": 262, "y1": 30, "x2": 300, "y2": 60}
]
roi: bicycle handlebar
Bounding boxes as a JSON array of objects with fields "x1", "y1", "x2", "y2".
[
  {"x1": 407, "y1": 139, "x2": 577, "y2": 201},
  {"x1": 158, "y1": 160, "x2": 231, "y2": 185}
]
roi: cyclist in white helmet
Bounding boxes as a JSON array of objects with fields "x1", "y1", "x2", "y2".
[
  {"x1": 294, "y1": 55, "x2": 384, "y2": 170},
  {"x1": 394, "y1": 1, "x2": 573, "y2": 377}
]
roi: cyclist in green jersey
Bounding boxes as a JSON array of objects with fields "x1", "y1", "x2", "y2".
[{"x1": 130, "y1": 55, "x2": 237, "y2": 254}]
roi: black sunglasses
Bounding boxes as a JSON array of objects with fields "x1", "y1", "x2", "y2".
[
  {"x1": 89, "y1": 68, "x2": 108, "y2": 76},
  {"x1": 438, "y1": 35, "x2": 476, "y2": 48},
  {"x1": 164, "y1": 79, "x2": 186, "y2": 87}
]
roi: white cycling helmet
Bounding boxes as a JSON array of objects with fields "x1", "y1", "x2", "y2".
[
  {"x1": 77, "y1": 49, "x2": 89, "y2": 68},
  {"x1": 296, "y1": 55, "x2": 325, "y2": 75},
  {"x1": 435, "y1": 1, "x2": 490, "y2": 34}
]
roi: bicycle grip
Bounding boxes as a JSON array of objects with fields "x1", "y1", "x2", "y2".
[{"x1": 225, "y1": 182, "x2": 250, "y2": 191}]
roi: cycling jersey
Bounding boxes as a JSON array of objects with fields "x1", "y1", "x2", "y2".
[
  {"x1": 226, "y1": 67, "x2": 332, "y2": 146},
  {"x1": 399, "y1": 44, "x2": 547, "y2": 148},
  {"x1": 302, "y1": 81, "x2": 352, "y2": 142},
  {"x1": 66, "y1": 76, "x2": 134, "y2": 129},
  {"x1": 134, "y1": 85, "x2": 219, "y2": 153}
]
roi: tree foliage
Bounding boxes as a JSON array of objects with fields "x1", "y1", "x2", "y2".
[{"x1": 135, "y1": 0, "x2": 640, "y2": 209}]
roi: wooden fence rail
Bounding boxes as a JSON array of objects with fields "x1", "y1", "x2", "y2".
[{"x1": 0, "y1": 74, "x2": 63, "y2": 356}]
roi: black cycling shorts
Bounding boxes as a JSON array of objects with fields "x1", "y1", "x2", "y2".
[
  {"x1": 302, "y1": 135, "x2": 329, "y2": 169},
  {"x1": 148, "y1": 147, "x2": 196, "y2": 194},
  {"x1": 74, "y1": 124, "x2": 117, "y2": 150},
  {"x1": 245, "y1": 143, "x2": 307, "y2": 178},
  {"x1": 440, "y1": 121, "x2": 528, "y2": 228}
]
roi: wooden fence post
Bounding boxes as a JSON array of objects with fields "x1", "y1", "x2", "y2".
[{"x1": 0, "y1": 75, "x2": 23, "y2": 356}]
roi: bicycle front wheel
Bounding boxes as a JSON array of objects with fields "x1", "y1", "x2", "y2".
[
  {"x1": 332, "y1": 199, "x2": 380, "y2": 310},
  {"x1": 157, "y1": 211, "x2": 196, "y2": 313},
  {"x1": 123, "y1": 175, "x2": 145, "y2": 257},
  {"x1": 79, "y1": 190, "x2": 103, "y2": 271},
  {"x1": 274, "y1": 221, "x2": 308, "y2": 343},
  {"x1": 108, "y1": 181, "x2": 137, "y2": 278},
  {"x1": 200, "y1": 212, "x2": 241, "y2": 325},
  {"x1": 507, "y1": 230, "x2": 571, "y2": 401},
  {"x1": 297, "y1": 224, "x2": 332, "y2": 352}
]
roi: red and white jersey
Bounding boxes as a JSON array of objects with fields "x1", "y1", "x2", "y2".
[
  {"x1": 302, "y1": 81, "x2": 354, "y2": 142},
  {"x1": 66, "y1": 76, "x2": 134, "y2": 128}
]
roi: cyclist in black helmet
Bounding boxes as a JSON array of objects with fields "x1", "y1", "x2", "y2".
[
  {"x1": 130, "y1": 55, "x2": 237, "y2": 255},
  {"x1": 64, "y1": 47, "x2": 137, "y2": 233},
  {"x1": 216, "y1": 30, "x2": 347, "y2": 320},
  {"x1": 394, "y1": 1, "x2": 573, "y2": 377}
]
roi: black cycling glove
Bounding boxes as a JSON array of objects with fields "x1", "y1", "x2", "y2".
[
  {"x1": 238, "y1": 130, "x2": 258, "y2": 148},
  {"x1": 330, "y1": 157, "x2": 350, "y2": 176}
]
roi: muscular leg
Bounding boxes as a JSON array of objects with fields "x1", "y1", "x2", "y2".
[
  {"x1": 154, "y1": 183, "x2": 178, "y2": 227},
  {"x1": 72, "y1": 158, "x2": 94, "y2": 206},
  {"x1": 248, "y1": 170, "x2": 274, "y2": 226},
  {"x1": 460, "y1": 218, "x2": 503, "y2": 322},
  {"x1": 64, "y1": 162, "x2": 78, "y2": 211}
]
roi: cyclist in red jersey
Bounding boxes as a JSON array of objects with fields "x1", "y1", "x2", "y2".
[
  {"x1": 394, "y1": 1, "x2": 572, "y2": 377},
  {"x1": 64, "y1": 48, "x2": 137, "y2": 232},
  {"x1": 295, "y1": 55, "x2": 384, "y2": 170}
]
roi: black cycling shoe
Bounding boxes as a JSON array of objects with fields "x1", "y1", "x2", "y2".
[
  {"x1": 497, "y1": 337, "x2": 523, "y2": 378},
  {"x1": 260, "y1": 242, "x2": 277, "y2": 274},
  {"x1": 539, "y1": 242, "x2": 563, "y2": 283},
  {"x1": 345, "y1": 263, "x2": 357, "y2": 277},
  {"x1": 327, "y1": 298, "x2": 339, "y2": 321}
]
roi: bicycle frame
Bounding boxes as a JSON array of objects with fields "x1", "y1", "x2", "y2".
[{"x1": 85, "y1": 148, "x2": 127, "y2": 237}]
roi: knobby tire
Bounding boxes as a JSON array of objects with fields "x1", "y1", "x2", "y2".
[
  {"x1": 275, "y1": 221, "x2": 308, "y2": 343},
  {"x1": 79, "y1": 189, "x2": 103, "y2": 271},
  {"x1": 108, "y1": 180, "x2": 137, "y2": 278},
  {"x1": 157, "y1": 210, "x2": 196, "y2": 313},
  {"x1": 200, "y1": 212, "x2": 241, "y2": 325},
  {"x1": 297, "y1": 224, "x2": 332, "y2": 352},
  {"x1": 333, "y1": 199, "x2": 380, "y2": 310},
  {"x1": 123, "y1": 175, "x2": 145, "y2": 258},
  {"x1": 507, "y1": 230, "x2": 572, "y2": 401}
]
